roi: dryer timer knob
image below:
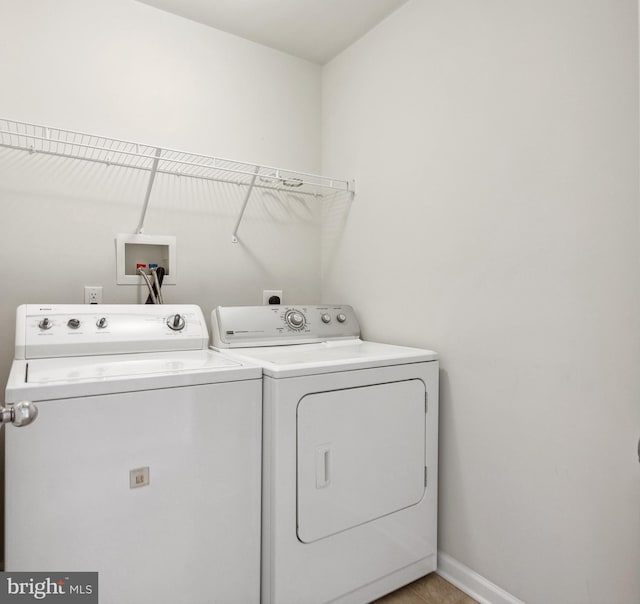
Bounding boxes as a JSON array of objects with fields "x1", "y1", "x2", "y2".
[{"x1": 285, "y1": 310, "x2": 305, "y2": 330}]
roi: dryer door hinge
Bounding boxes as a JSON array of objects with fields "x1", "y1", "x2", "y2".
[{"x1": 424, "y1": 466, "x2": 428, "y2": 487}]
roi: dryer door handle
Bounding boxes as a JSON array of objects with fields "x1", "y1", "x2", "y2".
[
  {"x1": 1, "y1": 401, "x2": 38, "y2": 427},
  {"x1": 316, "y1": 445, "x2": 331, "y2": 489}
]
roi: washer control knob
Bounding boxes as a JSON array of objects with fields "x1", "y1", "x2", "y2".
[
  {"x1": 167, "y1": 314, "x2": 185, "y2": 331},
  {"x1": 337, "y1": 313, "x2": 347, "y2": 323},
  {"x1": 67, "y1": 318, "x2": 80, "y2": 329},
  {"x1": 38, "y1": 318, "x2": 52, "y2": 330},
  {"x1": 321, "y1": 313, "x2": 331, "y2": 324},
  {"x1": 96, "y1": 317, "x2": 108, "y2": 329},
  {"x1": 285, "y1": 310, "x2": 306, "y2": 330}
]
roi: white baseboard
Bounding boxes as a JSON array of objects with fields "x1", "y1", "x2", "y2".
[{"x1": 436, "y1": 551, "x2": 527, "y2": 604}]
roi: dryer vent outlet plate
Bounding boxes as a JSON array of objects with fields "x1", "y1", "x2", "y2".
[{"x1": 263, "y1": 290, "x2": 283, "y2": 305}]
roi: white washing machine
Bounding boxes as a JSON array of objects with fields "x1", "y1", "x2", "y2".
[
  {"x1": 211, "y1": 305, "x2": 439, "y2": 604},
  {"x1": 4, "y1": 304, "x2": 262, "y2": 604}
]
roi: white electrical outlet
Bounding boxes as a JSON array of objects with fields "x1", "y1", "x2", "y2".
[
  {"x1": 263, "y1": 290, "x2": 283, "y2": 305},
  {"x1": 84, "y1": 286, "x2": 103, "y2": 304}
]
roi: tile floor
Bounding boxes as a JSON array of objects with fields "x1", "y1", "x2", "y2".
[{"x1": 372, "y1": 573, "x2": 479, "y2": 604}]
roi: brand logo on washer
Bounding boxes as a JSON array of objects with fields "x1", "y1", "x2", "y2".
[{"x1": 0, "y1": 573, "x2": 98, "y2": 602}]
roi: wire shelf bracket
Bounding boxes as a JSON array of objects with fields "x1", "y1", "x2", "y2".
[
  {"x1": 0, "y1": 118, "x2": 355, "y2": 239},
  {"x1": 136, "y1": 147, "x2": 162, "y2": 235},
  {"x1": 232, "y1": 166, "x2": 260, "y2": 243}
]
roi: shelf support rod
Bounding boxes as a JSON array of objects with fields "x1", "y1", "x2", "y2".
[
  {"x1": 136, "y1": 147, "x2": 162, "y2": 234},
  {"x1": 232, "y1": 166, "x2": 260, "y2": 243}
]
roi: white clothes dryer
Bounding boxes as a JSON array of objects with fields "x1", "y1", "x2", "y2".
[
  {"x1": 5, "y1": 304, "x2": 262, "y2": 604},
  {"x1": 211, "y1": 305, "x2": 439, "y2": 604}
]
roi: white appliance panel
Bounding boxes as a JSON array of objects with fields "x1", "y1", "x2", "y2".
[
  {"x1": 262, "y1": 363, "x2": 438, "y2": 604},
  {"x1": 26, "y1": 349, "x2": 241, "y2": 383},
  {"x1": 297, "y1": 379, "x2": 426, "y2": 543},
  {"x1": 16, "y1": 304, "x2": 207, "y2": 359},
  {"x1": 5, "y1": 380, "x2": 262, "y2": 604},
  {"x1": 213, "y1": 305, "x2": 360, "y2": 348},
  {"x1": 7, "y1": 351, "x2": 259, "y2": 402},
  {"x1": 213, "y1": 340, "x2": 436, "y2": 378}
]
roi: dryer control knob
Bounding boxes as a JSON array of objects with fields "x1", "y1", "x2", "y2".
[
  {"x1": 167, "y1": 314, "x2": 186, "y2": 331},
  {"x1": 337, "y1": 313, "x2": 347, "y2": 323},
  {"x1": 97, "y1": 317, "x2": 108, "y2": 329},
  {"x1": 285, "y1": 310, "x2": 306, "y2": 330},
  {"x1": 321, "y1": 313, "x2": 331, "y2": 324},
  {"x1": 38, "y1": 318, "x2": 52, "y2": 330},
  {"x1": 67, "y1": 318, "x2": 80, "y2": 329}
]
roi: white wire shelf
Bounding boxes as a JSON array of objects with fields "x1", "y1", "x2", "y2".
[{"x1": 0, "y1": 118, "x2": 355, "y2": 241}]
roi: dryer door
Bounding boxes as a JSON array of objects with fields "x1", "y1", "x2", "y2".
[{"x1": 297, "y1": 379, "x2": 426, "y2": 543}]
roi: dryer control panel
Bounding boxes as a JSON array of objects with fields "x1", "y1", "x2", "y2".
[{"x1": 212, "y1": 305, "x2": 360, "y2": 348}]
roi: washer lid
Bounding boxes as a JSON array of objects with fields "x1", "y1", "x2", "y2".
[
  {"x1": 213, "y1": 339, "x2": 438, "y2": 378},
  {"x1": 7, "y1": 350, "x2": 261, "y2": 402}
]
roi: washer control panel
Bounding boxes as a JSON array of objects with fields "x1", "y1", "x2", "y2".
[
  {"x1": 212, "y1": 305, "x2": 360, "y2": 348},
  {"x1": 16, "y1": 304, "x2": 208, "y2": 359}
]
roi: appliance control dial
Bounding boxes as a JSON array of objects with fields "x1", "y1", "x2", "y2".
[
  {"x1": 285, "y1": 309, "x2": 306, "y2": 330},
  {"x1": 321, "y1": 313, "x2": 331, "y2": 324},
  {"x1": 67, "y1": 319, "x2": 80, "y2": 329},
  {"x1": 167, "y1": 313, "x2": 185, "y2": 331},
  {"x1": 337, "y1": 313, "x2": 347, "y2": 323},
  {"x1": 38, "y1": 318, "x2": 52, "y2": 330},
  {"x1": 96, "y1": 317, "x2": 108, "y2": 329}
]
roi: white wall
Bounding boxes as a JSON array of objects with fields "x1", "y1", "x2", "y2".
[
  {"x1": 322, "y1": 1, "x2": 640, "y2": 603},
  {"x1": 2, "y1": 1, "x2": 639, "y2": 601},
  {"x1": 0, "y1": 0, "x2": 322, "y2": 385}
]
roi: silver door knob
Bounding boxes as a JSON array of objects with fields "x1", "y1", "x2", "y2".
[{"x1": 0, "y1": 401, "x2": 38, "y2": 427}]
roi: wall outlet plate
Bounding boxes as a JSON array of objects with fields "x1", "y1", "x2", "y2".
[
  {"x1": 84, "y1": 286, "x2": 103, "y2": 304},
  {"x1": 263, "y1": 290, "x2": 283, "y2": 305}
]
